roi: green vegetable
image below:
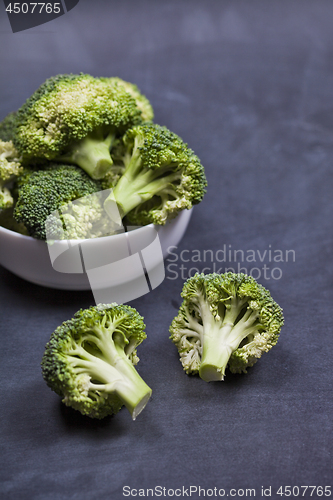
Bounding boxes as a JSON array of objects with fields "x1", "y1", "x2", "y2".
[
  {"x1": 0, "y1": 140, "x2": 22, "y2": 210},
  {"x1": 102, "y1": 77, "x2": 154, "y2": 122},
  {"x1": 41, "y1": 304, "x2": 152, "y2": 420},
  {"x1": 0, "y1": 112, "x2": 17, "y2": 142},
  {"x1": 103, "y1": 122, "x2": 207, "y2": 226},
  {"x1": 13, "y1": 163, "x2": 103, "y2": 240},
  {"x1": 13, "y1": 74, "x2": 151, "y2": 179},
  {"x1": 170, "y1": 272, "x2": 284, "y2": 382}
]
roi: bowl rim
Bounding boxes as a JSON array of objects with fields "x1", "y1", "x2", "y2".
[{"x1": 0, "y1": 219, "x2": 161, "y2": 244}]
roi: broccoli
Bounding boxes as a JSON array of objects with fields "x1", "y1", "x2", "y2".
[
  {"x1": 103, "y1": 122, "x2": 207, "y2": 226},
  {"x1": 103, "y1": 77, "x2": 154, "y2": 122},
  {"x1": 41, "y1": 303, "x2": 152, "y2": 420},
  {"x1": 13, "y1": 163, "x2": 103, "y2": 240},
  {"x1": 0, "y1": 140, "x2": 22, "y2": 210},
  {"x1": 13, "y1": 74, "x2": 149, "y2": 179},
  {"x1": 0, "y1": 112, "x2": 17, "y2": 142},
  {"x1": 57, "y1": 193, "x2": 112, "y2": 241},
  {"x1": 170, "y1": 272, "x2": 284, "y2": 382}
]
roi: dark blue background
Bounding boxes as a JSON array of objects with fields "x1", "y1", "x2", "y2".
[{"x1": 0, "y1": 1, "x2": 332, "y2": 499}]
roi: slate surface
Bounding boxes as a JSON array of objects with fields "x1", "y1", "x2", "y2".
[{"x1": 0, "y1": 1, "x2": 332, "y2": 499}]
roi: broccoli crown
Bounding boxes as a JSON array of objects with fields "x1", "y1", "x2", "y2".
[
  {"x1": 41, "y1": 303, "x2": 152, "y2": 420},
  {"x1": 0, "y1": 140, "x2": 22, "y2": 210},
  {"x1": 102, "y1": 77, "x2": 154, "y2": 122},
  {"x1": 13, "y1": 74, "x2": 145, "y2": 176},
  {"x1": 13, "y1": 163, "x2": 102, "y2": 240},
  {"x1": 104, "y1": 122, "x2": 207, "y2": 226},
  {"x1": 58, "y1": 194, "x2": 111, "y2": 240},
  {"x1": 0, "y1": 112, "x2": 17, "y2": 142},
  {"x1": 170, "y1": 272, "x2": 284, "y2": 382}
]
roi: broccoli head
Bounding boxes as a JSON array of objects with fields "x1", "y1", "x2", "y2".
[
  {"x1": 103, "y1": 77, "x2": 154, "y2": 122},
  {"x1": 0, "y1": 112, "x2": 17, "y2": 142},
  {"x1": 13, "y1": 74, "x2": 148, "y2": 179},
  {"x1": 41, "y1": 303, "x2": 152, "y2": 420},
  {"x1": 103, "y1": 122, "x2": 207, "y2": 226},
  {"x1": 170, "y1": 272, "x2": 284, "y2": 382},
  {"x1": 13, "y1": 163, "x2": 103, "y2": 240},
  {"x1": 0, "y1": 140, "x2": 22, "y2": 210},
  {"x1": 56, "y1": 192, "x2": 112, "y2": 241}
]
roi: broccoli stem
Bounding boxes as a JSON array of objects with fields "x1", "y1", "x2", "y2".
[
  {"x1": 199, "y1": 322, "x2": 235, "y2": 382},
  {"x1": 0, "y1": 186, "x2": 14, "y2": 210},
  {"x1": 68, "y1": 328, "x2": 152, "y2": 420},
  {"x1": 74, "y1": 356, "x2": 151, "y2": 420},
  {"x1": 111, "y1": 355, "x2": 152, "y2": 420},
  {"x1": 198, "y1": 296, "x2": 259, "y2": 382},
  {"x1": 57, "y1": 129, "x2": 115, "y2": 180},
  {"x1": 104, "y1": 156, "x2": 180, "y2": 220}
]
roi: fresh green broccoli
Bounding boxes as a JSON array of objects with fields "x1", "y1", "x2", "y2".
[
  {"x1": 103, "y1": 122, "x2": 207, "y2": 226},
  {"x1": 13, "y1": 74, "x2": 148, "y2": 179},
  {"x1": 41, "y1": 303, "x2": 152, "y2": 420},
  {"x1": 13, "y1": 163, "x2": 103, "y2": 240},
  {"x1": 0, "y1": 140, "x2": 22, "y2": 210},
  {"x1": 0, "y1": 112, "x2": 17, "y2": 142},
  {"x1": 170, "y1": 272, "x2": 284, "y2": 382},
  {"x1": 57, "y1": 194, "x2": 112, "y2": 241},
  {"x1": 103, "y1": 77, "x2": 154, "y2": 122}
]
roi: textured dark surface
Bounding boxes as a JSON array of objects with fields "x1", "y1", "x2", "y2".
[{"x1": 0, "y1": 1, "x2": 332, "y2": 499}]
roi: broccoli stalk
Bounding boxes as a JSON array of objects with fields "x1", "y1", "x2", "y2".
[
  {"x1": 0, "y1": 186, "x2": 13, "y2": 210},
  {"x1": 61, "y1": 322, "x2": 151, "y2": 419},
  {"x1": 104, "y1": 123, "x2": 207, "y2": 226},
  {"x1": 105, "y1": 150, "x2": 182, "y2": 219},
  {"x1": 170, "y1": 273, "x2": 284, "y2": 382},
  {"x1": 196, "y1": 293, "x2": 262, "y2": 381},
  {"x1": 56, "y1": 127, "x2": 116, "y2": 180},
  {"x1": 42, "y1": 304, "x2": 152, "y2": 420}
]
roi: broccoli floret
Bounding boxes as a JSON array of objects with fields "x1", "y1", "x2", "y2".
[
  {"x1": 170, "y1": 272, "x2": 284, "y2": 382},
  {"x1": 13, "y1": 163, "x2": 103, "y2": 240},
  {"x1": 104, "y1": 123, "x2": 207, "y2": 226},
  {"x1": 58, "y1": 192, "x2": 114, "y2": 240},
  {"x1": 103, "y1": 77, "x2": 154, "y2": 122},
  {"x1": 0, "y1": 140, "x2": 23, "y2": 210},
  {"x1": 13, "y1": 74, "x2": 147, "y2": 179},
  {"x1": 41, "y1": 303, "x2": 152, "y2": 420},
  {"x1": 0, "y1": 112, "x2": 17, "y2": 142}
]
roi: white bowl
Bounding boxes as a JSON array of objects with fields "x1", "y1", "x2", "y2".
[{"x1": 0, "y1": 209, "x2": 192, "y2": 291}]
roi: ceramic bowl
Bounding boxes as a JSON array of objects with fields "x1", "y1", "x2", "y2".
[{"x1": 0, "y1": 209, "x2": 192, "y2": 291}]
